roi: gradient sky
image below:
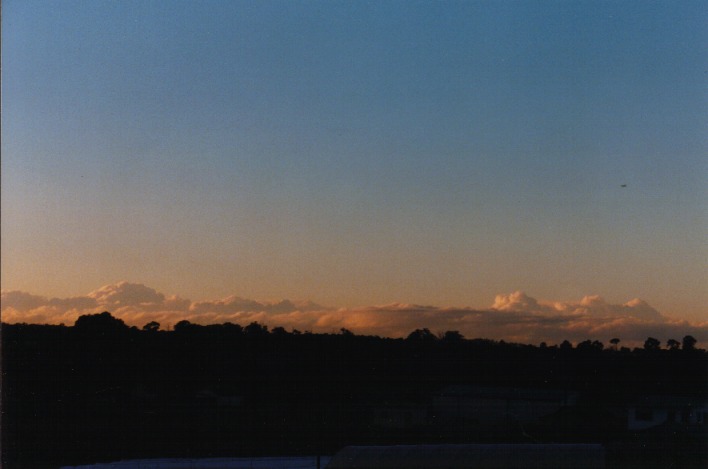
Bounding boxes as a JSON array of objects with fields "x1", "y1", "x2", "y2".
[{"x1": 2, "y1": 0, "x2": 707, "y2": 323}]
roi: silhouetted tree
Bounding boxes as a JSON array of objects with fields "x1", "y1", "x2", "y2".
[
  {"x1": 682, "y1": 335, "x2": 697, "y2": 351},
  {"x1": 576, "y1": 340, "x2": 603, "y2": 352},
  {"x1": 174, "y1": 319, "x2": 196, "y2": 332},
  {"x1": 74, "y1": 311, "x2": 128, "y2": 337},
  {"x1": 222, "y1": 322, "x2": 243, "y2": 334},
  {"x1": 560, "y1": 340, "x2": 573, "y2": 350},
  {"x1": 406, "y1": 328, "x2": 437, "y2": 342},
  {"x1": 271, "y1": 326, "x2": 288, "y2": 337},
  {"x1": 667, "y1": 339, "x2": 680, "y2": 350},
  {"x1": 142, "y1": 321, "x2": 160, "y2": 332},
  {"x1": 644, "y1": 337, "x2": 661, "y2": 351},
  {"x1": 440, "y1": 330, "x2": 464, "y2": 342},
  {"x1": 244, "y1": 321, "x2": 268, "y2": 337},
  {"x1": 610, "y1": 338, "x2": 620, "y2": 350},
  {"x1": 339, "y1": 328, "x2": 354, "y2": 337}
]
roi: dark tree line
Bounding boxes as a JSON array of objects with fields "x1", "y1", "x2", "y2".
[{"x1": 2, "y1": 312, "x2": 706, "y2": 468}]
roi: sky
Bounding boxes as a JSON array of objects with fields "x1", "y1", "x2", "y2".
[{"x1": 2, "y1": 1, "x2": 707, "y2": 342}]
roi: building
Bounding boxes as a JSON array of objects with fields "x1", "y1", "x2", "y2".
[
  {"x1": 431, "y1": 385, "x2": 578, "y2": 428},
  {"x1": 627, "y1": 395, "x2": 708, "y2": 431}
]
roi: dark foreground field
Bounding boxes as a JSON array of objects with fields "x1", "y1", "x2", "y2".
[{"x1": 3, "y1": 313, "x2": 706, "y2": 468}]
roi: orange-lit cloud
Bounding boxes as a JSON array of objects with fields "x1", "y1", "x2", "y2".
[
  {"x1": 2, "y1": 282, "x2": 706, "y2": 347},
  {"x1": 493, "y1": 290, "x2": 664, "y2": 320}
]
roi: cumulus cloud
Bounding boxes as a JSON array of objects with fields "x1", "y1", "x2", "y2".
[
  {"x1": 492, "y1": 291, "x2": 664, "y2": 321},
  {"x1": 88, "y1": 281, "x2": 168, "y2": 308},
  {"x1": 2, "y1": 283, "x2": 706, "y2": 347},
  {"x1": 492, "y1": 291, "x2": 550, "y2": 313}
]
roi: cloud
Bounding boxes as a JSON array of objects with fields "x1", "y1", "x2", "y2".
[
  {"x1": 88, "y1": 281, "x2": 167, "y2": 308},
  {"x1": 1, "y1": 291, "x2": 54, "y2": 311},
  {"x1": 492, "y1": 291, "x2": 664, "y2": 321},
  {"x1": 1, "y1": 290, "x2": 100, "y2": 324},
  {"x1": 2, "y1": 283, "x2": 706, "y2": 347},
  {"x1": 492, "y1": 291, "x2": 550, "y2": 313},
  {"x1": 189, "y1": 296, "x2": 326, "y2": 315}
]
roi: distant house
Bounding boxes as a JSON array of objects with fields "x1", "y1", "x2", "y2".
[
  {"x1": 431, "y1": 385, "x2": 578, "y2": 427},
  {"x1": 627, "y1": 395, "x2": 708, "y2": 431}
]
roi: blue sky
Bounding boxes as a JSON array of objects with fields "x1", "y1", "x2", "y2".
[{"x1": 2, "y1": 0, "x2": 706, "y2": 322}]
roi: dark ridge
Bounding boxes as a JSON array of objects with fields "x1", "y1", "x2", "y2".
[{"x1": 2, "y1": 314, "x2": 706, "y2": 468}]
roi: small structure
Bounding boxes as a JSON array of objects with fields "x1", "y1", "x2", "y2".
[
  {"x1": 326, "y1": 444, "x2": 605, "y2": 469},
  {"x1": 627, "y1": 395, "x2": 707, "y2": 431},
  {"x1": 432, "y1": 385, "x2": 577, "y2": 428}
]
